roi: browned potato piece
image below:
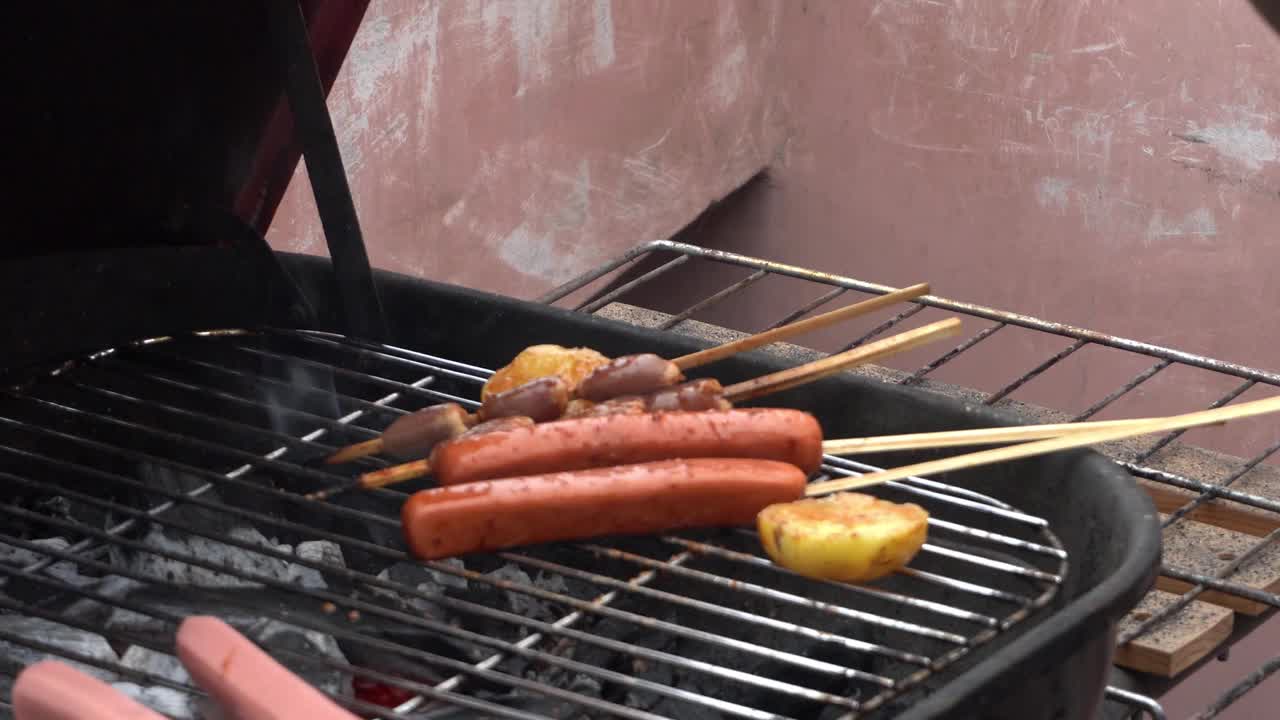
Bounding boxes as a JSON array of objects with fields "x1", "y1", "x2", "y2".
[
  {"x1": 481, "y1": 344, "x2": 611, "y2": 401},
  {"x1": 756, "y1": 493, "x2": 929, "y2": 583}
]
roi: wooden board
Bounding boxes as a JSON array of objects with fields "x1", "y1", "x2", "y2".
[
  {"x1": 1114, "y1": 590, "x2": 1234, "y2": 677},
  {"x1": 1140, "y1": 479, "x2": 1278, "y2": 538},
  {"x1": 1135, "y1": 439, "x2": 1280, "y2": 538},
  {"x1": 1156, "y1": 513, "x2": 1280, "y2": 615}
]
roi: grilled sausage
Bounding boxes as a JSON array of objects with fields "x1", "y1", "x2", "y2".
[
  {"x1": 574, "y1": 353, "x2": 684, "y2": 402},
  {"x1": 401, "y1": 458, "x2": 809, "y2": 560},
  {"x1": 477, "y1": 376, "x2": 569, "y2": 423},
  {"x1": 430, "y1": 408, "x2": 824, "y2": 486},
  {"x1": 382, "y1": 403, "x2": 474, "y2": 460}
]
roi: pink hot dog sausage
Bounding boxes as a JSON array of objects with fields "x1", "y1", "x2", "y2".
[
  {"x1": 176, "y1": 616, "x2": 359, "y2": 720},
  {"x1": 12, "y1": 660, "x2": 168, "y2": 720},
  {"x1": 401, "y1": 457, "x2": 809, "y2": 560},
  {"x1": 429, "y1": 408, "x2": 825, "y2": 486}
]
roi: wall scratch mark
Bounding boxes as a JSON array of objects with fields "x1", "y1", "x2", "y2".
[{"x1": 1070, "y1": 40, "x2": 1119, "y2": 55}]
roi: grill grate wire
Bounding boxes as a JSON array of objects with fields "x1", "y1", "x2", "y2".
[
  {"x1": 540, "y1": 240, "x2": 1280, "y2": 720},
  {"x1": 0, "y1": 324, "x2": 1065, "y2": 719}
]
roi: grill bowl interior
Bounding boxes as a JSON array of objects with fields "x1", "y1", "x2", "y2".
[{"x1": 0, "y1": 249, "x2": 1162, "y2": 719}]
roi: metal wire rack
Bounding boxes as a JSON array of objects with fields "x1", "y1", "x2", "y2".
[
  {"x1": 539, "y1": 239, "x2": 1280, "y2": 720},
  {"x1": 0, "y1": 323, "x2": 1066, "y2": 719}
]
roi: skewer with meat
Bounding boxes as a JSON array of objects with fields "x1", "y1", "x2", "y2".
[
  {"x1": 481, "y1": 279, "x2": 927, "y2": 402},
  {"x1": 323, "y1": 283, "x2": 931, "y2": 465},
  {"x1": 561, "y1": 378, "x2": 731, "y2": 418},
  {"x1": 327, "y1": 372, "x2": 727, "y2": 467},
  {"x1": 397, "y1": 356, "x2": 1280, "y2": 584},
  {"x1": 307, "y1": 318, "x2": 961, "y2": 500}
]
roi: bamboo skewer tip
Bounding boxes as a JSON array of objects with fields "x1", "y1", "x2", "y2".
[
  {"x1": 722, "y1": 317, "x2": 962, "y2": 404},
  {"x1": 305, "y1": 482, "x2": 361, "y2": 502},
  {"x1": 807, "y1": 395, "x2": 1280, "y2": 497},
  {"x1": 673, "y1": 281, "x2": 932, "y2": 371},
  {"x1": 325, "y1": 281, "x2": 932, "y2": 465},
  {"x1": 323, "y1": 437, "x2": 385, "y2": 465},
  {"x1": 821, "y1": 417, "x2": 1153, "y2": 456}
]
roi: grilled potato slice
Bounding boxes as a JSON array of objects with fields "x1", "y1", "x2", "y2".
[
  {"x1": 756, "y1": 492, "x2": 929, "y2": 583},
  {"x1": 482, "y1": 344, "x2": 611, "y2": 401}
]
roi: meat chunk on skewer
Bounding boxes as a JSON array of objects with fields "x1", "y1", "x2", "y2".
[
  {"x1": 481, "y1": 344, "x2": 610, "y2": 400},
  {"x1": 564, "y1": 378, "x2": 731, "y2": 418},
  {"x1": 476, "y1": 375, "x2": 570, "y2": 423}
]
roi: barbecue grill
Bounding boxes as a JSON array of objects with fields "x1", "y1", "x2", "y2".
[{"x1": 0, "y1": 2, "x2": 1202, "y2": 719}]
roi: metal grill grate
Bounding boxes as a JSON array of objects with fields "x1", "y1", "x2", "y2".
[
  {"x1": 540, "y1": 240, "x2": 1280, "y2": 720},
  {"x1": 0, "y1": 326, "x2": 1065, "y2": 719}
]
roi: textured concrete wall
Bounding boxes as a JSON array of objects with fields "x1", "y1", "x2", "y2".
[
  {"x1": 607, "y1": 0, "x2": 1280, "y2": 471},
  {"x1": 267, "y1": 0, "x2": 788, "y2": 299}
]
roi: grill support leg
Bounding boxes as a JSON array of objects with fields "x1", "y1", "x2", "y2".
[{"x1": 265, "y1": 0, "x2": 388, "y2": 343}]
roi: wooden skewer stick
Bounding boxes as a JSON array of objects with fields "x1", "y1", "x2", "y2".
[
  {"x1": 311, "y1": 318, "x2": 961, "y2": 500},
  {"x1": 722, "y1": 318, "x2": 962, "y2": 403},
  {"x1": 672, "y1": 283, "x2": 930, "y2": 371},
  {"x1": 324, "y1": 437, "x2": 394, "y2": 466},
  {"x1": 306, "y1": 457, "x2": 433, "y2": 501},
  {"x1": 804, "y1": 394, "x2": 1280, "y2": 497},
  {"x1": 321, "y1": 283, "x2": 930, "y2": 465},
  {"x1": 819, "y1": 416, "x2": 1221, "y2": 456}
]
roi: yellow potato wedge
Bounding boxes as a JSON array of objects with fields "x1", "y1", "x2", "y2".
[
  {"x1": 481, "y1": 344, "x2": 611, "y2": 400},
  {"x1": 756, "y1": 492, "x2": 929, "y2": 583}
]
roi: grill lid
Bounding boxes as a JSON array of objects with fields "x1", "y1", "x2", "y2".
[{"x1": 1, "y1": 1, "x2": 369, "y2": 260}]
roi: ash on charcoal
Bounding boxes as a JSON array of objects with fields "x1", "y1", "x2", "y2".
[
  {"x1": 371, "y1": 559, "x2": 466, "y2": 614},
  {"x1": 248, "y1": 618, "x2": 349, "y2": 696},
  {"x1": 485, "y1": 564, "x2": 567, "y2": 623},
  {"x1": 104, "y1": 605, "x2": 173, "y2": 637},
  {"x1": 133, "y1": 461, "x2": 230, "y2": 533},
  {"x1": 103, "y1": 588, "x2": 260, "y2": 643},
  {"x1": 119, "y1": 645, "x2": 188, "y2": 684},
  {"x1": 580, "y1": 625, "x2": 680, "y2": 713},
  {"x1": 0, "y1": 538, "x2": 101, "y2": 588},
  {"x1": 377, "y1": 558, "x2": 468, "y2": 592},
  {"x1": 9, "y1": 484, "x2": 111, "y2": 540},
  {"x1": 285, "y1": 540, "x2": 346, "y2": 590},
  {"x1": 111, "y1": 525, "x2": 292, "y2": 588},
  {"x1": 112, "y1": 683, "x2": 195, "y2": 719},
  {"x1": 63, "y1": 576, "x2": 149, "y2": 628},
  {"x1": 0, "y1": 617, "x2": 119, "y2": 698}
]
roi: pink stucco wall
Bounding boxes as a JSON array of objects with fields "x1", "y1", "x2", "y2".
[
  {"x1": 267, "y1": 0, "x2": 788, "y2": 299},
  {"x1": 268, "y1": 4, "x2": 1280, "y2": 712},
  {"x1": 704, "y1": 0, "x2": 1280, "y2": 441}
]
